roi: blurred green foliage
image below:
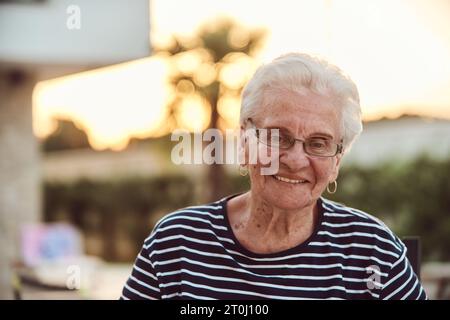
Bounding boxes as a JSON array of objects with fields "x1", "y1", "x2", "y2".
[
  {"x1": 43, "y1": 155, "x2": 449, "y2": 262},
  {"x1": 328, "y1": 155, "x2": 450, "y2": 262},
  {"x1": 44, "y1": 176, "x2": 195, "y2": 261}
]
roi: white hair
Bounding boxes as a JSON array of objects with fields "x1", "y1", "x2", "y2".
[{"x1": 240, "y1": 52, "x2": 363, "y2": 152}]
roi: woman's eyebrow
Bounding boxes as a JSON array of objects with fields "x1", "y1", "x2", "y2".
[
  {"x1": 308, "y1": 132, "x2": 334, "y2": 139},
  {"x1": 263, "y1": 125, "x2": 291, "y2": 134},
  {"x1": 264, "y1": 126, "x2": 335, "y2": 139}
]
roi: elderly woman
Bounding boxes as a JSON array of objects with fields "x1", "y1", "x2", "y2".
[{"x1": 121, "y1": 53, "x2": 427, "y2": 300}]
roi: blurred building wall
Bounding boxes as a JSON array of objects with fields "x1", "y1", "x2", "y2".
[
  {"x1": 0, "y1": 70, "x2": 41, "y2": 299},
  {"x1": 343, "y1": 116, "x2": 450, "y2": 167}
]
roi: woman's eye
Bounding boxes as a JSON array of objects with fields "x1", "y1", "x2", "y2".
[
  {"x1": 279, "y1": 135, "x2": 292, "y2": 143},
  {"x1": 309, "y1": 139, "x2": 327, "y2": 149}
]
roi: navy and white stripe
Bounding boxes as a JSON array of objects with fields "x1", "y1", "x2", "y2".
[{"x1": 121, "y1": 195, "x2": 427, "y2": 300}]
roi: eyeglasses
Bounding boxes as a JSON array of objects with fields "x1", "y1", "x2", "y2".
[{"x1": 246, "y1": 118, "x2": 343, "y2": 157}]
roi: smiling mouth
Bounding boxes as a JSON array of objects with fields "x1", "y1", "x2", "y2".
[{"x1": 272, "y1": 175, "x2": 309, "y2": 184}]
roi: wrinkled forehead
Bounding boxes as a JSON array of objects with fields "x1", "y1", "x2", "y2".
[{"x1": 256, "y1": 88, "x2": 343, "y2": 139}]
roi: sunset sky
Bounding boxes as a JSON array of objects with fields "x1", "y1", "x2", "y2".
[{"x1": 33, "y1": 0, "x2": 450, "y2": 150}]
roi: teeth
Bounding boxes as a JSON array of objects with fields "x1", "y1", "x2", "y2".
[{"x1": 274, "y1": 175, "x2": 307, "y2": 184}]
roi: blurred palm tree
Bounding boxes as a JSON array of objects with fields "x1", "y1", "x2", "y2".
[
  {"x1": 154, "y1": 17, "x2": 266, "y2": 201},
  {"x1": 42, "y1": 119, "x2": 91, "y2": 152}
]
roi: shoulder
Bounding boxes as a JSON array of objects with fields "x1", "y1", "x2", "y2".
[
  {"x1": 319, "y1": 197, "x2": 406, "y2": 260},
  {"x1": 320, "y1": 197, "x2": 393, "y2": 230},
  {"x1": 143, "y1": 200, "x2": 227, "y2": 247}
]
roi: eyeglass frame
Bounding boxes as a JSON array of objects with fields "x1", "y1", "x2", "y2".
[{"x1": 244, "y1": 117, "x2": 344, "y2": 157}]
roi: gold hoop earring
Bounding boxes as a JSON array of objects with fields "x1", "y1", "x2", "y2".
[
  {"x1": 239, "y1": 165, "x2": 248, "y2": 176},
  {"x1": 327, "y1": 180, "x2": 337, "y2": 194}
]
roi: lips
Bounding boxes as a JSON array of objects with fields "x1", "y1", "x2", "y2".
[{"x1": 272, "y1": 175, "x2": 309, "y2": 184}]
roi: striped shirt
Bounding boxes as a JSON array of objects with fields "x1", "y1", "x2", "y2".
[{"x1": 121, "y1": 194, "x2": 427, "y2": 300}]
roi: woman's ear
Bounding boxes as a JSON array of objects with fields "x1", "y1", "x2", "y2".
[
  {"x1": 330, "y1": 153, "x2": 343, "y2": 182},
  {"x1": 238, "y1": 127, "x2": 248, "y2": 166}
]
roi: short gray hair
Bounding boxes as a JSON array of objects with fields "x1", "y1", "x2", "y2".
[{"x1": 240, "y1": 52, "x2": 363, "y2": 152}]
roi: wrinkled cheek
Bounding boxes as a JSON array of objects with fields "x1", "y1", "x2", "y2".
[
  {"x1": 314, "y1": 164, "x2": 335, "y2": 191},
  {"x1": 258, "y1": 145, "x2": 280, "y2": 176},
  {"x1": 243, "y1": 141, "x2": 279, "y2": 172},
  {"x1": 312, "y1": 159, "x2": 333, "y2": 192}
]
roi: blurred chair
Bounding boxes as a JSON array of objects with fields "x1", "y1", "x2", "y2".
[
  {"x1": 12, "y1": 222, "x2": 101, "y2": 300},
  {"x1": 402, "y1": 236, "x2": 421, "y2": 281}
]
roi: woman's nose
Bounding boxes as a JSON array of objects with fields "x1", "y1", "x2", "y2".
[{"x1": 280, "y1": 141, "x2": 311, "y2": 171}]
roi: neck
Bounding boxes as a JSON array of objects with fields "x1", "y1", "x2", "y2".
[{"x1": 229, "y1": 191, "x2": 319, "y2": 253}]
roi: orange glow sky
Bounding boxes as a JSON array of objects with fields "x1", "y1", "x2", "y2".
[{"x1": 33, "y1": 0, "x2": 450, "y2": 150}]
